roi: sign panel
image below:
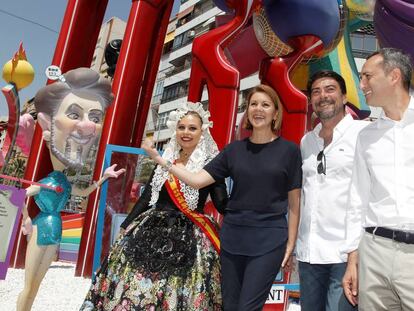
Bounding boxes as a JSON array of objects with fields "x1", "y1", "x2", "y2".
[
  {"x1": 0, "y1": 185, "x2": 26, "y2": 279},
  {"x1": 267, "y1": 286, "x2": 285, "y2": 304}
]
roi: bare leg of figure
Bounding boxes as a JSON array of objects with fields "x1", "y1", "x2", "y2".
[{"x1": 16, "y1": 226, "x2": 58, "y2": 311}]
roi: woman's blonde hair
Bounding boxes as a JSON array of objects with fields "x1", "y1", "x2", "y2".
[{"x1": 243, "y1": 84, "x2": 283, "y2": 132}]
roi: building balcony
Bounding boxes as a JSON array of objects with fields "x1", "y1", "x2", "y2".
[
  {"x1": 160, "y1": 88, "x2": 188, "y2": 104},
  {"x1": 165, "y1": 61, "x2": 192, "y2": 78}
]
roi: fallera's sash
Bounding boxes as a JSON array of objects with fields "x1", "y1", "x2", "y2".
[{"x1": 165, "y1": 174, "x2": 220, "y2": 253}]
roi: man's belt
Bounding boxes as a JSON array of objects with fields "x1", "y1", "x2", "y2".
[{"x1": 365, "y1": 227, "x2": 414, "y2": 244}]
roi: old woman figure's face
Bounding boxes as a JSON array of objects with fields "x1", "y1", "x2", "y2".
[{"x1": 51, "y1": 92, "x2": 105, "y2": 166}]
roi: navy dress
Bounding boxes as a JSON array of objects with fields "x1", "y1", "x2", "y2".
[{"x1": 204, "y1": 137, "x2": 302, "y2": 311}]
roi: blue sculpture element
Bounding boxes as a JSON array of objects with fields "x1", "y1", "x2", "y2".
[
  {"x1": 263, "y1": 0, "x2": 341, "y2": 48},
  {"x1": 33, "y1": 171, "x2": 72, "y2": 245}
]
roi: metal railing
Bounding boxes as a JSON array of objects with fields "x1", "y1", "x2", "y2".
[
  {"x1": 165, "y1": 62, "x2": 192, "y2": 77},
  {"x1": 160, "y1": 88, "x2": 188, "y2": 104}
]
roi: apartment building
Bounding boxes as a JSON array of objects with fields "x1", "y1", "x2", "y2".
[
  {"x1": 90, "y1": 17, "x2": 126, "y2": 77},
  {"x1": 149, "y1": 0, "x2": 222, "y2": 149}
]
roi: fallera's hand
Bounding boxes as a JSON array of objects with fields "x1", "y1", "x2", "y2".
[{"x1": 142, "y1": 138, "x2": 161, "y2": 162}]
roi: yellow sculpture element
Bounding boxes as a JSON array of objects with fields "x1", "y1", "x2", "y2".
[
  {"x1": 346, "y1": 0, "x2": 375, "y2": 21},
  {"x1": 2, "y1": 43, "x2": 35, "y2": 90}
]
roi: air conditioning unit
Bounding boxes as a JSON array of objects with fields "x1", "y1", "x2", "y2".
[{"x1": 187, "y1": 30, "x2": 196, "y2": 38}]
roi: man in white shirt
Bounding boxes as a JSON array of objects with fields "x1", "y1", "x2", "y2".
[
  {"x1": 343, "y1": 48, "x2": 414, "y2": 310},
  {"x1": 298, "y1": 70, "x2": 368, "y2": 311}
]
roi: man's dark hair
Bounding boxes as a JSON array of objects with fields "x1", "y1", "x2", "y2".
[{"x1": 307, "y1": 70, "x2": 347, "y2": 96}]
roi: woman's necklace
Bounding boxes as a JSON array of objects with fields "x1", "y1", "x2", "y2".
[{"x1": 180, "y1": 150, "x2": 190, "y2": 159}]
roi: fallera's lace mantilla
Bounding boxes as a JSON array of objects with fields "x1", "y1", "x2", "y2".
[{"x1": 149, "y1": 102, "x2": 219, "y2": 210}]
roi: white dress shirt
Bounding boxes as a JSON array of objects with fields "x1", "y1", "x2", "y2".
[
  {"x1": 344, "y1": 96, "x2": 414, "y2": 253},
  {"x1": 297, "y1": 114, "x2": 369, "y2": 264}
]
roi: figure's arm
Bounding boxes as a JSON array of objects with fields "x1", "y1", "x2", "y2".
[
  {"x1": 142, "y1": 138, "x2": 215, "y2": 189},
  {"x1": 208, "y1": 179, "x2": 228, "y2": 215},
  {"x1": 71, "y1": 164, "x2": 126, "y2": 197},
  {"x1": 25, "y1": 185, "x2": 41, "y2": 197},
  {"x1": 120, "y1": 169, "x2": 155, "y2": 230},
  {"x1": 21, "y1": 185, "x2": 41, "y2": 235},
  {"x1": 281, "y1": 188, "x2": 300, "y2": 271}
]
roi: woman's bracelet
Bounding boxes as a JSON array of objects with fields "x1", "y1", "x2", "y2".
[{"x1": 161, "y1": 160, "x2": 173, "y2": 172}]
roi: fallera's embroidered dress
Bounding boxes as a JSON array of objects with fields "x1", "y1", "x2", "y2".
[{"x1": 80, "y1": 179, "x2": 223, "y2": 311}]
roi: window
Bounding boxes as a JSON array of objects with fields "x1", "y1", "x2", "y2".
[
  {"x1": 155, "y1": 80, "x2": 164, "y2": 96},
  {"x1": 162, "y1": 40, "x2": 174, "y2": 55},
  {"x1": 161, "y1": 80, "x2": 189, "y2": 103},
  {"x1": 177, "y1": 13, "x2": 192, "y2": 26},
  {"x1": 364, "y1": 36, "x2": 377, "y2": 51},
  {"x1": 350, "y1": 32, "x2": 378, "y2": 57},
  {"x1": 172, "y1": 33, "x2": 184, "y2": 50},
  {"x1": 157, "y1": 112, "x2": 169, "y2": 129},
  {"x1": 351, "y1": 34, "x2": 363, "y2": 51},
  {"x1": 153, "y1": 80, "x2": 165, "y2": 104},
  {"x1": 172, "y1": 29, "x2": 198, "y2": 51},
  {"x1": 193, "y1": 0, "x2": 215, "y2": 19}
]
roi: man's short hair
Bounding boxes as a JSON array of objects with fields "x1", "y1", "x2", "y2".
[
  {"x1": 307, "y1": 70, "x2": 347, "y2": 96},
  {"x1": 367, "y1": 48, "x2": 413, "y2": 91}
]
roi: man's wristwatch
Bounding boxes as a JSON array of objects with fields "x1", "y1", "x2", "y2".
[{"x1": 161, "y1": 160, "x2": 173, "y2": 172}]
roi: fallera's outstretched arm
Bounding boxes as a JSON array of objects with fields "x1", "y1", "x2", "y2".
[{"x1": 142, "y1": 138, "x2": 215, "y2": 189}]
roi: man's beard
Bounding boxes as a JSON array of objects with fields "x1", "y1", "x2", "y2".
[
  {"x1": 315, "y1": 99, "x2": 340, "y2": 120},
  {"x1": 49, "y1": 118, "x2": 85, "y2": 170}
]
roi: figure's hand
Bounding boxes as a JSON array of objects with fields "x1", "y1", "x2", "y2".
[
  {"x1": 342, "y1": 255, "x2": 359, "y2": 306},
  {"x1": 21, "y1": 217, "x2": 33, "y2": 235},
  {"x1": 281, "y1": 242, "x2": 295, "y2": 272},
  {"x1": 142, "y1": 138, "x2": 162, "y2": 163},
  {"x1": 103, "y1": 164, "x2": 126, "y2": 179}
]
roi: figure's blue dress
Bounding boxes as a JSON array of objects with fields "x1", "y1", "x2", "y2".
[{"x1": 32, "y1": 171, "x2": 72, "y2": 245}]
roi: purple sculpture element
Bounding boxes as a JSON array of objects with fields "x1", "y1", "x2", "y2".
[{"x1": 374, "y1": 0, "x2": 414, "y2": 65}]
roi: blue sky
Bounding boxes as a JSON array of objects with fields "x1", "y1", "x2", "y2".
[{"x1": 0, "y1": 0, "x2": 179, "y2": 116}]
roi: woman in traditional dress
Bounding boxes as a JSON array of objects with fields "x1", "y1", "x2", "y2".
[{"x1": 81, "y1": 102, "x2": 227, "y2": 311}]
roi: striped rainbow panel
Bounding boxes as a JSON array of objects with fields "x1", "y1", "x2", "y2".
[{"x1": 58, "y1": 213, "x2": 85, "y2": 262}]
